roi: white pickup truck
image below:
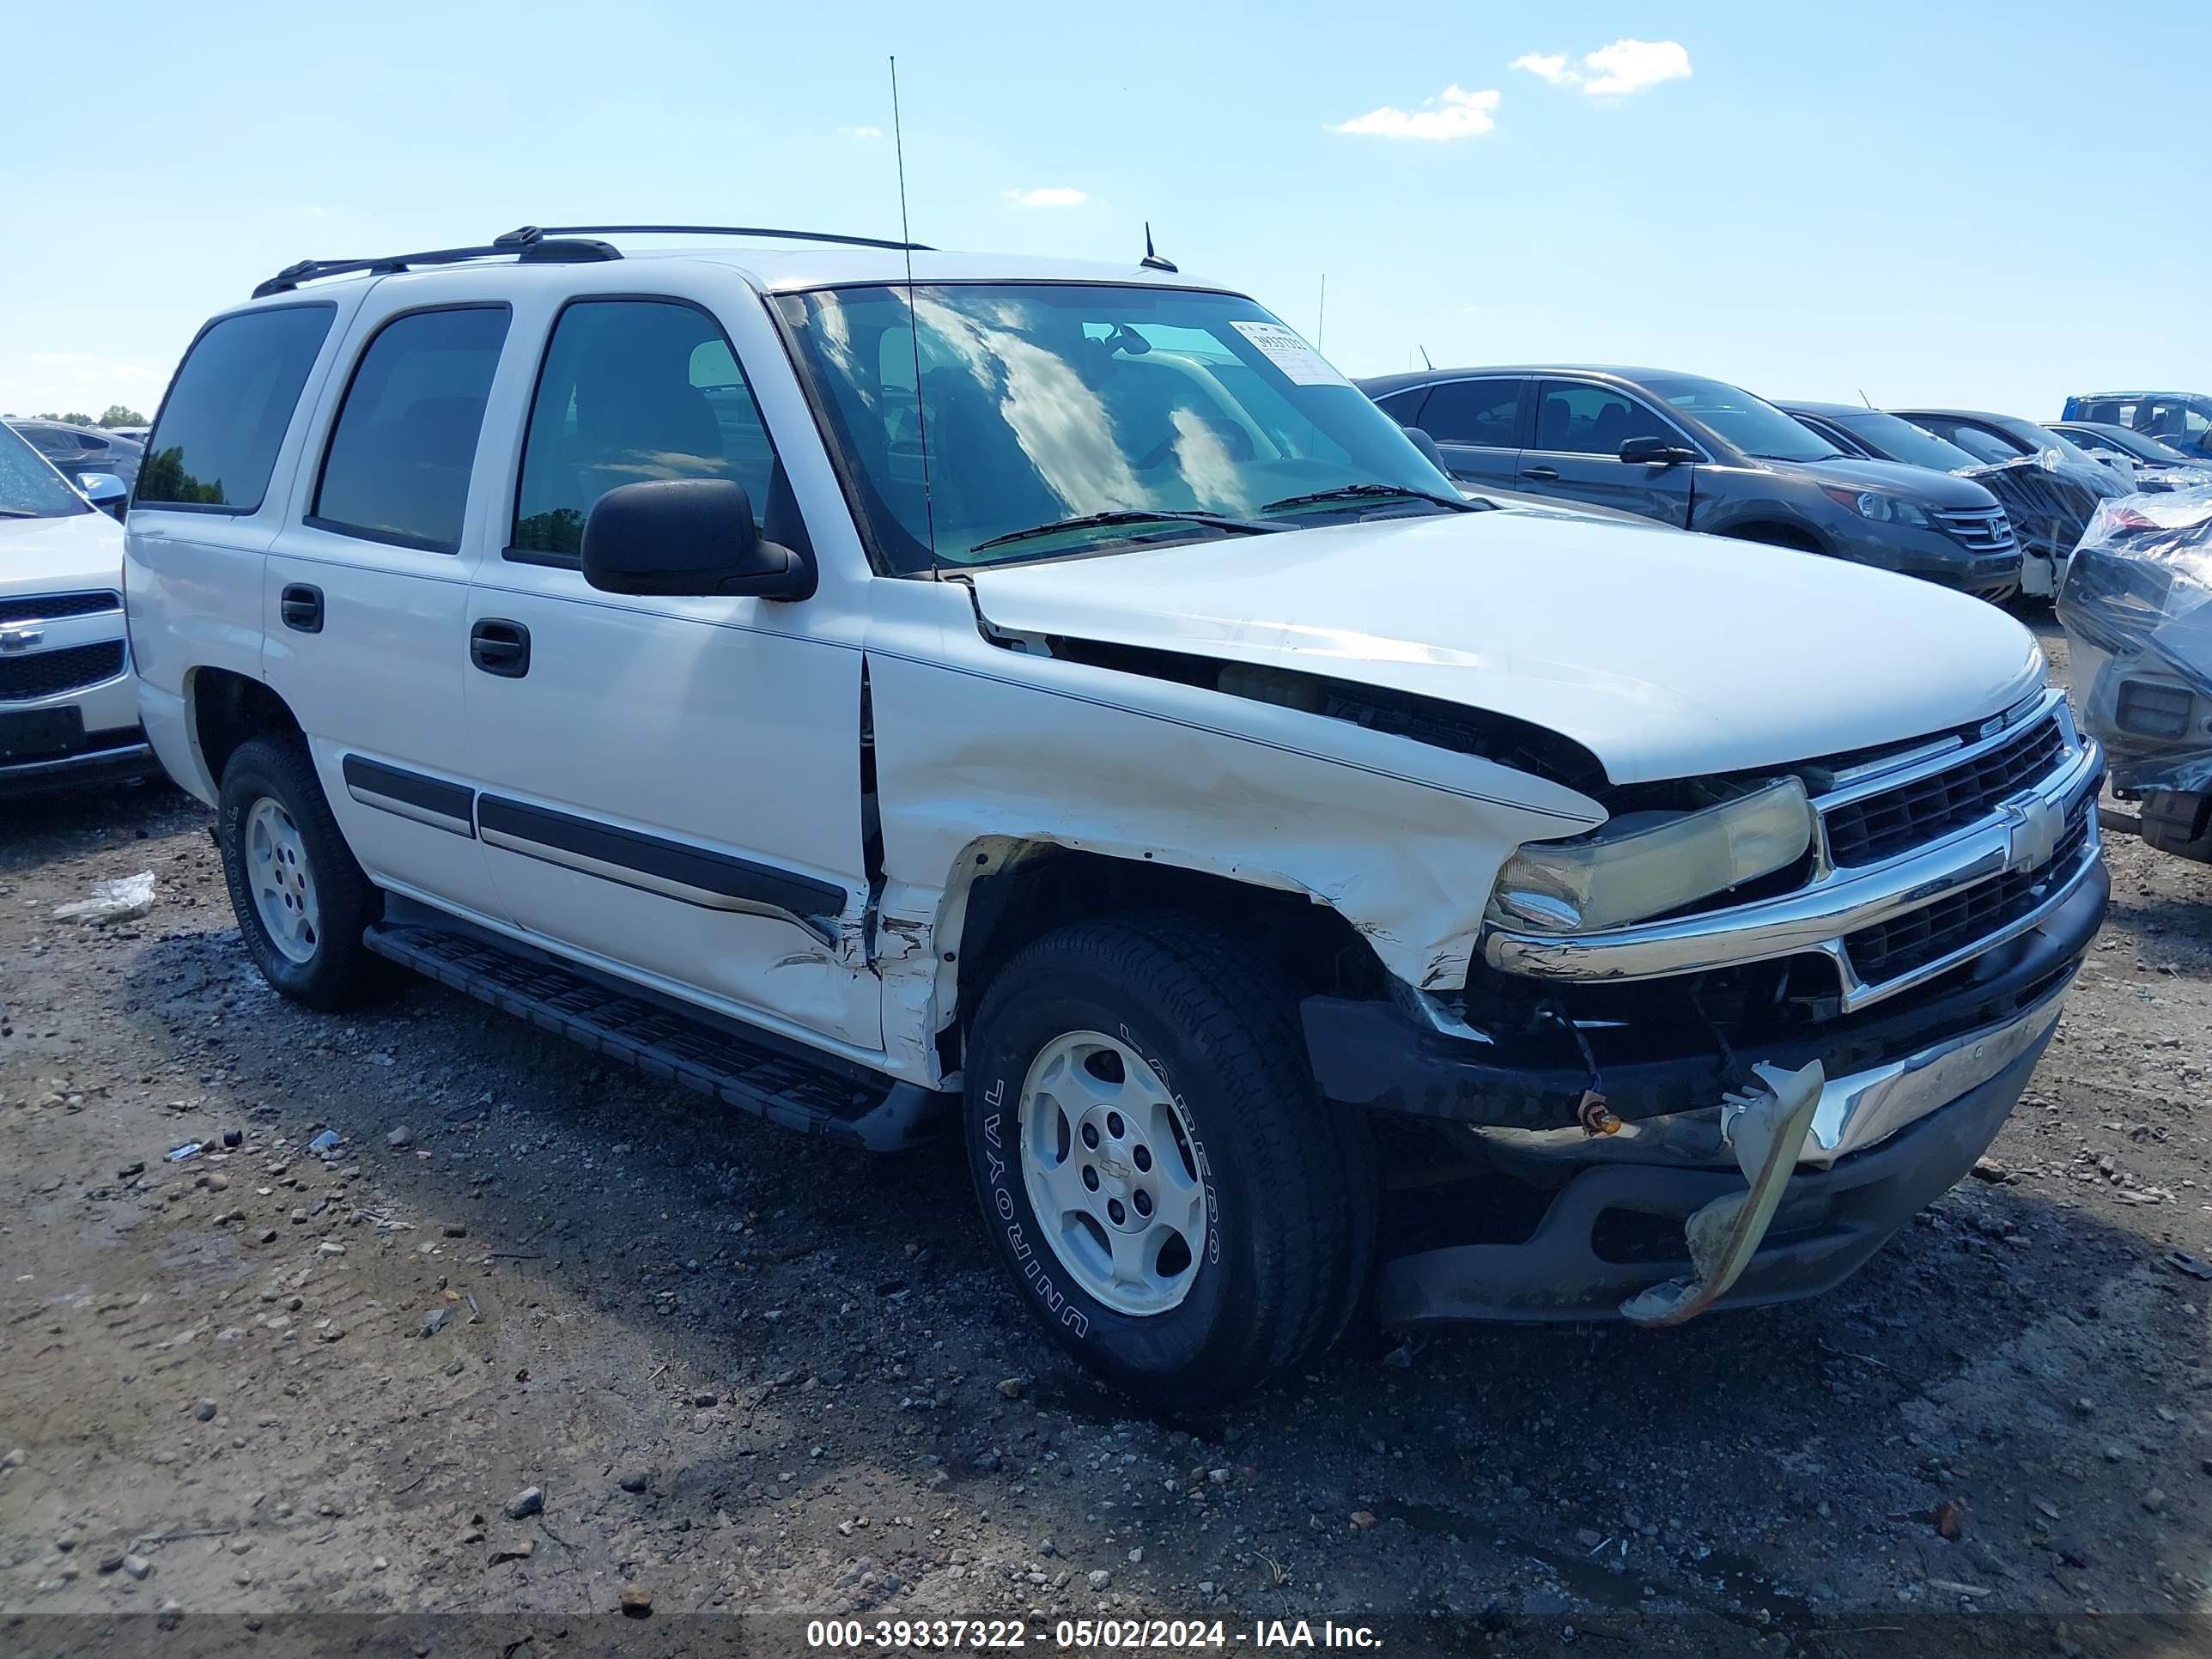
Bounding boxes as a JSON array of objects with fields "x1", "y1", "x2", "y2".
[{"x1": 126, "y1": 227, "x2": 2108, "y2": 1403}]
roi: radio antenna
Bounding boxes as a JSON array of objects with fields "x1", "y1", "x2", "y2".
[{"x1": 890, "y1": 55, "x2": 938, "y2": 572}]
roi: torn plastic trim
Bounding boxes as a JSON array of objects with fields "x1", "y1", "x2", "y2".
[
  {"x1": 978, "y1": 623, "x2": 1609, "y2": 796},
  {"x1": 1616, "y1": 1059, "x2": 1826, "y2": 1327},
  {"x1": 1462, "y1": 970, "x2": 2068, "y2": 1172}
]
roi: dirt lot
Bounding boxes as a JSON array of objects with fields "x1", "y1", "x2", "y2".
[{"x1": 6, "y1": 622, "x2": 2212, "y2": 1656}]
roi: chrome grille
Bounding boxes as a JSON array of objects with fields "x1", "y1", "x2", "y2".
[
  {"x1": 0, "y1": 641, "x2": 127, "y2": 702},
  {"x1": 1932, "y1": 507, "x2": 2018, "y2": 554},
  {"x1": 1844, "y1": 797, "x2": 2092, "y2": 983},
  {"x1": 1821, "y1": 714, "x2": 2066, "y2": 866},
  {"x1": 0, "y1": 590, "x2": 120, "y2": 627}
]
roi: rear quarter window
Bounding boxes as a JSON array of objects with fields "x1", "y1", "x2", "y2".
[{"x1": 138, "y1": 304, "x2": 336, "y2": 511}]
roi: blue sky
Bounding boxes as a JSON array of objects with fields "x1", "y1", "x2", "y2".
[{"x1": 4, "y1": 1, "x2": 2206, "y2": 420}]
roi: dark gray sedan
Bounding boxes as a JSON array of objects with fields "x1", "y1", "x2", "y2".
[{"x1": 1360, "y1": 367, "x2": 2023, "y2": 600}]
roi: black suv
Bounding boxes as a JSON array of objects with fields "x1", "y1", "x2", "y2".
[{"x1": 1360, "y1": 367, "x2": 2023, "y2": 600}]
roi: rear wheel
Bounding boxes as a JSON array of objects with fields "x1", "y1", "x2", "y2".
[
  {"x1": 216, "y1": 736, "x2": 393, "y2": 1009},
  {"x1": 963, "y1": 913, "x2": 1375, "y2": 1407}
]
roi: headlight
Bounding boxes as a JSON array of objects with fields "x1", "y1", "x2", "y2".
[
  {"x1": 1488, "y1": 778, "x2": 1814, "y2": 934},
  {"x1": 1821, "y1": 486, "x2": 1932, "y2": 528}
]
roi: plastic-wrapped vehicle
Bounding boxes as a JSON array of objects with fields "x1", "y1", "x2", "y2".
[
  {"x1": 1784, "y1": 402, "x2": 2107, "y2": 599},
  {"x1": 2057, "y1": 485, "x2": 2212, "y2": 862}
]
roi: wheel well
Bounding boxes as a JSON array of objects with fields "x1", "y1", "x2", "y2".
[
  {"x1": 941, "y1": 847, "x2": 1388, "y2": 1075},
  {"x1": 189, "y1": 668, "x2": 303, "y2": 788},
  {"x1": 1723, "y1": 520, "x2": 1825, "y2": 554}
]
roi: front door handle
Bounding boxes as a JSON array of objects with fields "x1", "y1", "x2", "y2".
[
  {"x1": 1522, "y1": 465, "x2": 1560, "y2": 482},
  {"x1": 279, "y1": 584, "x2": 324, "y2": 633},
  {"x1": 470, "y1": 618, "x2": 531, "y2": 678}
]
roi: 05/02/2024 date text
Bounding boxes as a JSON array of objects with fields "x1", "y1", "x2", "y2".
[{"x1": 805, "y1": 1618, "x2": 1384, "y2": 1650}]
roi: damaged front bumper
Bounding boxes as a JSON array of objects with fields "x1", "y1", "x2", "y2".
[{"x1": 1303, "y1": 855, "x2": 2105, "y2": 1325}]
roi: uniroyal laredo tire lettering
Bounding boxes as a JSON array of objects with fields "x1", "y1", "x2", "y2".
[
  {"x1": 983, "y1": 1027, "x2": 1224, "y2": 1337},
  {"x1": 982, "y1": 1080, "x2": 1090, "y2": 1337}
]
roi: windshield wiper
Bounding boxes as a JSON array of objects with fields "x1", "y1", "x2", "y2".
[
  {"x1": 1261, "y1": 483, "x2": 1475, "y2": 515},
  {"x1": 969, "y1": 508, "x2": 1278, "y2": 555}
]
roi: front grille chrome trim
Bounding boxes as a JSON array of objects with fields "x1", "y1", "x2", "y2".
[{"x1": 1482, "y1": 726, "x2": 2104, "y2": 1014}]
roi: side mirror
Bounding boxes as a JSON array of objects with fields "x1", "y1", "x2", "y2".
[
  {"x1": 76, "y1": 471, "x2": 128, "y2": 517},
  {"x1": 1404, "y1": 427, "x2": 1455, "y2": 477},
  {"x1": 581, "y1": 479, "x2": 817, "y2": 601},
  {"x1": 1620, "y1": 436, "x2": 1699, "y2": 466}
]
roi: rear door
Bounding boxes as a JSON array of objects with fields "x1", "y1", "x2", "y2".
[
  {"x1": 1517, "y1": 380, "x2": 1697, "y2": 525},
  {"x1": 262, "y1": 279, "x2": 511, "y2": 922},
  {"x1": 1407, "y1": 376, "x2": 1526, "y2": 491}
]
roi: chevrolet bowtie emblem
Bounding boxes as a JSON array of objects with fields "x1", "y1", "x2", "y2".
[
  {"x1": 0, "y1": 627, "x2": 44, "y2": 654},
  {"x1": 2002, "y1": 795, "x2": 2063, "y2": 874}
]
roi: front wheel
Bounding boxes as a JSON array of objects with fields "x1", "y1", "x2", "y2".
[
  {"x1": 216, "y1": 736, "x2": 394, "y2": 1010},
  {"x1": 962, "y1": 914, "x2": 1375, "y2": 1407}
]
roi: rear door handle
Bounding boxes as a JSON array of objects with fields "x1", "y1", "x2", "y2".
[
  {"x1": 470, "y1": 618, "x2": 531, "y2": 678},
  {"x1": 279, "y1": 584, "x2": 323, "y2": 633},
  {"x1": 1522, "y1": 465, "x2": 1560, "y2": 482}
]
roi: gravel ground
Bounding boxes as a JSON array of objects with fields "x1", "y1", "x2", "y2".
[{"x1": 6, "y1": 620, "x2": 2212, "y2": 1656}]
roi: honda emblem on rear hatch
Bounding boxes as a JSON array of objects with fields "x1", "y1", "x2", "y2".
[
  {"x1": 0, "y1": 626, "x2": 44, "y2": 654},
  {"x1": 2002, "y1": 795, "x2": 2064, "y2": 874}
]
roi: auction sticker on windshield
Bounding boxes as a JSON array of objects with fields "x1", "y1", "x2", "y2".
[{"x1": 1229, "y1": 320, "x2": 1352, "y2": 388}]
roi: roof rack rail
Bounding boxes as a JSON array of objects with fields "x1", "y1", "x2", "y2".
[
  {"x1": 251, "y1": 236, "x2": 620, "y2": 299},
  {"x1": 496, "y1": 223, "x2": 932, "y2": 253}
]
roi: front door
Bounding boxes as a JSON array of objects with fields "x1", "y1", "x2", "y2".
[
  {"x1": 1517, "y1": 380, "x2": 1697, "y2": 526},
  {"x1": 461, "y1": 294, "x2": 880, "y2": 1050}
]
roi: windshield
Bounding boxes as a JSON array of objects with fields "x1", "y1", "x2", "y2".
[
  {"x1": 1639, "y1": 374, "x2": 1840, "y2": 463},
  {"x1": 1831, "y1": 410, "x2": 1984, "y2": 471},
  {"x1": 776, "y1": 283, "x2": 1452, "y2": 570},
  {"x1": 0, "y1": 423, "x2": 90, "y2": 520}
]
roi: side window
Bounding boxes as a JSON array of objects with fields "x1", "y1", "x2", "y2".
[
  {"x1": 512, "y1": 299, "x2": 777, "y2": 562},
  {"x1": 1371, "y1": 386, "x2": 1431, "y2": 428},
  {"x1": 1928, "y1": 422, "x2": 2014, "y2": 465},
  {"x1": 1534, "y1": 383, "x2": 1676, "y2": 456},
  {"x1": 138, "y1": 305, "x2": 335, "y2": 511},
  {"x1": 1962, "y1": 421, "x2": 2033, "y2": 457},
  {"x1": 311, "y1": 307, "x2": 508, "y2": 551},
  {"x1": 1419, "y1": 380, "x2": 1521, "y2": 447}
]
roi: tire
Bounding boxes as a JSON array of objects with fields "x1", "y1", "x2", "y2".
[
  {"x1": 962, "y1": 913, "x2": 1376, "y2": 1407},
  {"x1": 216, "y1": 735, "x2": 394, "y2": 1010}
]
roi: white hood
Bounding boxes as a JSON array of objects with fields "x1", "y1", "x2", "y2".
[
  {"x1": 964, "y1": 510, "x2": 2047, "y2": 786},
  {"x1": 0, "y1": 507, "x2": 125, "y2": 599}
]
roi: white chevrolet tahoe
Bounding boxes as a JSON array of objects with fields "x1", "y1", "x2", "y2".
[
  {"x1": 2, "y1": 422, "x2": 156, "y2": 794},
  {"x1": 127, "y1": 226, "x2": 2108, "y2": 1403}
]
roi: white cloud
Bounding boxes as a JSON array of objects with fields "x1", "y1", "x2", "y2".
[
  {"x1": 1327, "y1": 84, "x2": 1500, "y2": 142},
  {"x1": 1004, "y1": 187, "x2": 1088, "y2": 209},
  {"x1": 1578, "y1": 39, "x2": 1692, "y2": 96},
  {"x1": 1510, "y1": 52, "x2": 1579, "y2": 86},
  {"x1": 1510, "y1": 39, "x2": 1692, "y2": 96},
  {"x1": 842, "y1": 125, "x2": 883, "y2": 139}
]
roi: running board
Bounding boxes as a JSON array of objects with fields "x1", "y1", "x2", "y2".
[{"x1": 362, "y1": 921, "x2": 940, "y2": 1152}]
